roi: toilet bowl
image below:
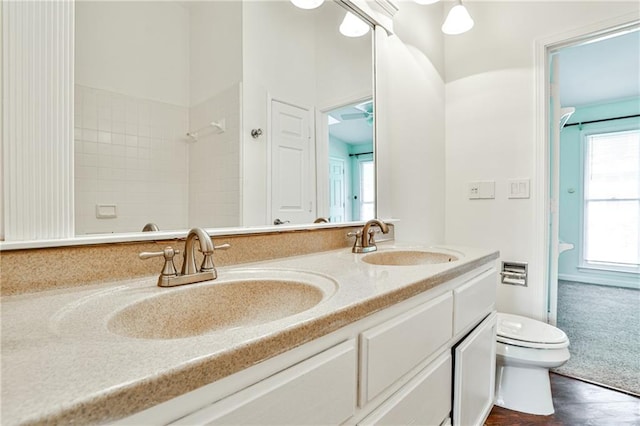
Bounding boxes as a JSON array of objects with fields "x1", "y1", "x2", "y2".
[{"x1": 494, "y1": 312, "x2": 570, "y2": 415}]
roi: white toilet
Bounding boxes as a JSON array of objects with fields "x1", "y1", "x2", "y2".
[{"x1": 494, "y1": 312, "x2": 570, "y2": 415}]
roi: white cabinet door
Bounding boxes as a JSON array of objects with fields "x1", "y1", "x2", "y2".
[
  {"x1": 452, "y1": 312, "x2": 497, "y2": 426},
  {"x1": 358, "y1": 352, "x2": 452, "y2": 426},
  {"x1": 360, "y1": 292, "x2": 453, "y2": 405},
  {"x1": 172, "y1": 339, "x2": 357, "y2": 425}
]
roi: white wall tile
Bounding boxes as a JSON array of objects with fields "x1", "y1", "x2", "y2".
[{"x1": 75, "y1": 84, "x2": 189, "y2": 234}]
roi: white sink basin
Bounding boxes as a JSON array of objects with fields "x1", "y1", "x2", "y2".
[
  {"x1": 362, "y1": 250, "x2": 459, "y2": 266},
  {"x1": 50, "y1": 269, "x2": 337, "y2": 340},
  {"x1": 109, "y1": 279, "x2": 326, "y2": 339}
]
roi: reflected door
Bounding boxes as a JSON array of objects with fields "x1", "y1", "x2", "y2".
[
  {"x1": 271, "y1": 100, "x2": 316, "y2": 225},
  {"x1": 329, "y1": 158, "x2": 346, "y2": 222}
]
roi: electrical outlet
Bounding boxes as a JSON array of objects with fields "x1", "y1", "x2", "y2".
[
  {"x1": 468, "y1": 183, "x2": 480, "y2": 199},
  {"x1": 469, "y1": 181, "x2": 495, "y2": 199}
]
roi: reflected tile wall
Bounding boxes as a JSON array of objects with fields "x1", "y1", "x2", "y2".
[{"x1": 74, "y1": 85, "x2": 189, "y2": 235}]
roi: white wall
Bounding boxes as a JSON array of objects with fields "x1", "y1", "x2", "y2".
[
  {"x1": 189, "y1": 84, "x2": 241, "y2": 228},
  {"x1": 189, "y1": 1, "x2": 242, "y2": 107},
  {"x1": 241, "y1": 1, "x2": 317, "y2": 226},
  {"x1": 0, "y1": 0, "x2": 4, "y2": 240},
  {"x1": 376, "y1": 2, "x2": 446, "y2": 245},
  {"x1": 75, "y1": 1, "x2": 190, "y2": 107},
  {"x1": 241, "y1": 1, "x2": 373, "y2": 226},
  {"x1": 315, "y1": 4, "x2": 373, "y2": 108},
  {"x1": 444, "y1": 1, "x2": 640, "y2": 320}
]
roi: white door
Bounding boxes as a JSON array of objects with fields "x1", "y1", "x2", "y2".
[
  {"x1": 329, "y1": 158, "x2": 346, "y2": 222},
  {"x1": 271, "y1": 100, "x2": 316, "y2": 225}
]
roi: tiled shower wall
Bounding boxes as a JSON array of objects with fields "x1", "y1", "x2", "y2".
[
  {"x1": 74, "y1": 85, "x2": 189, "y2": 234},
  {"x1": 188, "y1": 83, "x2": 241, "y2": 228},
  {"x1": 74, "y1": 84, "x2": 242, "y2": 235}
]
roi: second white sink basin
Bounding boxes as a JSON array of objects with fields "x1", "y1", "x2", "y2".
[{"x1": 362, "y1": 250, "x2": 458, "y2": 266}]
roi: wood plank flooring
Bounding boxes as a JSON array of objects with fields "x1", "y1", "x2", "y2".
[{"x1": 485, "y1": 373, "x2": 640, "y2": 425}]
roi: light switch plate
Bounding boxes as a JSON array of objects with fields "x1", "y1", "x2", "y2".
[{"x1": 508, "y1": 179, "x2": 530, "y2": 199}]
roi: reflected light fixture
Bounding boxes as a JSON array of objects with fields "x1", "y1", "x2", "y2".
[
  {"x1": 340, "y1": 12, "x2": 370, "y2": 38},
  {"x1": 441, "y1": 0, "x2": 474, "y2": 35},
  {"x1": 290, "y1": 0, "x2": 324, "y2": 10}
]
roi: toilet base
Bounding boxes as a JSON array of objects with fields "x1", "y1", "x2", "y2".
[{"x1": 494, "y1": 364, "x2": 554, "y2": 415}]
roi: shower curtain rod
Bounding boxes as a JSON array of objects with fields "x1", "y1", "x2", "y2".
[{"x1": 564, "y1": 114, "x2": 640, "y2": 128}]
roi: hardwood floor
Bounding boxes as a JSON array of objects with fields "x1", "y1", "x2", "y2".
[{"x1": 485, "y1": 373, "x2": 640, "y2": 425}]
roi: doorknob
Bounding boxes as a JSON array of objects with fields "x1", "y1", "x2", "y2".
[{"x1": 273, "y1": 218, "x2": 290, "y2": 225}]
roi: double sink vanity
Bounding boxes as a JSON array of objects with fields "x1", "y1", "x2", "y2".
[{"x1": 1, "y1": 227, "x2": 499, "y2": 425}]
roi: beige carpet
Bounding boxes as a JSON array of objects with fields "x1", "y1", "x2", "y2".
[{"x1": 553, "y1": 280, "x2": 640, "y2": 396}]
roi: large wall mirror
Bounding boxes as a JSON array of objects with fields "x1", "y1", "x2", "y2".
[{"x1": 72, "y1": 0, "x2": 375, "y2": 237}]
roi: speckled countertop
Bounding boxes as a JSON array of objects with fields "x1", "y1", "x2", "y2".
[{"x1": 1, "y1": 242, "x2": 498, "y2": 425}]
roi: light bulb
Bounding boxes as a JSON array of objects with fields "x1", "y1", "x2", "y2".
[
  {"x1": 441, "y1": 1, "x2": 474, "y2": 35},
  {"x1": 339, "y1": 12, "x2": 370, "y2": 38},
  {"x1": 290, "y1": 0, "x2": 324, "y2": 10}
]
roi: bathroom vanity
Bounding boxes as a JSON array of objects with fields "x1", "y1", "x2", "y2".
[{"x1": 1, "y1": 243, "x2": 498, "y2": 425}]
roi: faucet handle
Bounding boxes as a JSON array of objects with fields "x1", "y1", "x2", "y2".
[
  {"x1": 200, "y1": 242, "x2": 231, "y2": 272},
  {"x1": 139, "y1": 247, "x2": 179, "y2": 277}
]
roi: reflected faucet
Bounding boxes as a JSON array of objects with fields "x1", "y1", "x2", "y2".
[
  {"x1": 349, "y1": 219, "x2": 389, "y2": 253},
  {"x1": 139, "y1": 227, "x2": 230, "y2": 287},
  {"x1": 313, "y1": 217, "x2": 329, "y2": 223},
  {"x1": 142, "y1": 222, "x2": 159, "y2": 232}
]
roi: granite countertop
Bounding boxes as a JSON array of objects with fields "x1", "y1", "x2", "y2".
[{"x1": 1, "y1": 242, "x2": 499, "y2": 425}]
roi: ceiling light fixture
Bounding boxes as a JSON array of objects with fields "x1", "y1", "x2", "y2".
[
  {"x1": 441, "y1": 0, "x2": 474, "y2": 35},
  {"x1": 339, "y1": 12, "x2": 370, "y2": 38},
  {"x1": 290, "y1": 0, "x2": 324, "y2": 10}
]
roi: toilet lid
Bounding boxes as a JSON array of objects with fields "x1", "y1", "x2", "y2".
[{"x1": 497, "y1": 313, "x2": 568, "y2": 345}]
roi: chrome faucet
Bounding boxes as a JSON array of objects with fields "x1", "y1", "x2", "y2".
[
  {"x1": 349, "y1": 219, "x2": 389, "y2": 253},
  {"x1": 139, "y1": 227, "x2": 230, "y2": 287}
]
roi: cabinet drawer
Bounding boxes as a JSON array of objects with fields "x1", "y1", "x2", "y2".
[
  {"x1": 360, "y1": 292, "x2": 453, "y2": 405},
  {"x1": 358, "y1": 352, "x2": 452, "y2": 426},
  {"x1": 453, "y1": 268, "x2": 496, "y2": 335},
  {"x1": 173, "y1": 339, "x2": 357, "y2": 425}
]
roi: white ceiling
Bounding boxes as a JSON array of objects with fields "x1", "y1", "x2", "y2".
[
  {"x1": 328, "y1": 102, "x2": 374, "y2": 145},
  {"x1": 558, "y1": 29, "x2": 640, "y2": 107}
]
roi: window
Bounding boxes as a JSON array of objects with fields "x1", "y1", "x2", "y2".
[
  {"x1": 359, "y1": 159, "x2": 375, "y2": 221},
  {"x1": 583, "y1": 129, "x2": 640, "y2": 271}
]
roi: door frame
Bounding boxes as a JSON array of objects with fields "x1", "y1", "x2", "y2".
[
  {"x1": 533, "y1": 13, "x2": 639, "y2": 324},
  {"x1": 316, "y1": 92, "x2": 374, "y2": 220}
]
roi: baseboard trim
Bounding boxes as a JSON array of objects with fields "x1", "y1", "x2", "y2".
[{"x1": 558, "y1": 273, "x2": 639, "y2": 290}]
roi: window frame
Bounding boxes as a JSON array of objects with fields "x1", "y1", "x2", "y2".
[{"x1": 579, "y1": 124, "x2": 640, "y2": 274}]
